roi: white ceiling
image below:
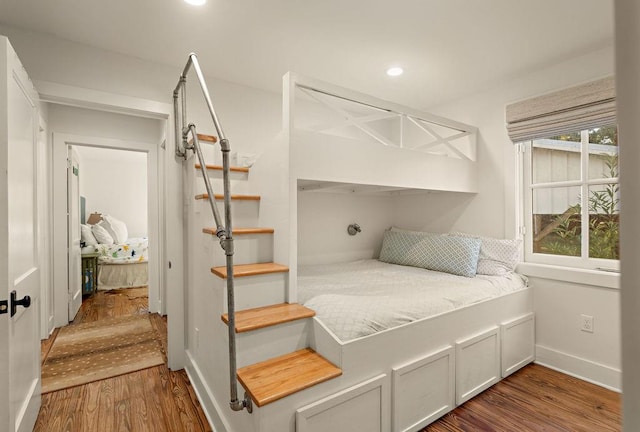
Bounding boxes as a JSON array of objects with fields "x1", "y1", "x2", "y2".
[{"x1": 0, "y1": 0, "x2": 614, "y2": 108}]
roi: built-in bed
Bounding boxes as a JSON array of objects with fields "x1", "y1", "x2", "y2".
[
  {"x1": 287, "y1": 228, "x2": 534, "y2": 432},
  {"x1": 276, "y1": 75, "x2": 532, "y2": 431},
  {"x1": 299, "y1": 259, "x2": 527, "y2": 342},
  {"x1": 191, "y1": 73, "x2": 535, "y2": 432}
]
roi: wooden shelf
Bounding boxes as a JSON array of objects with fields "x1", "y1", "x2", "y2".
[
  {"x1": 237, "y1": 348, "x2": 342, "y2": 407},
  {"x1": 195, "y1": 193, "x2": 260, "y2": 201},
  {"x1": 211, "y1": 262, "x2": 289, "y2": 279},
  {"x1": 195, "y1": 163, "x2": 249, "y2": 173},
  {"x1": 202, "y1": 227, "x2": 274, "y2": 236},
  {"x1": 222, "y1": 303, "x2": 315, "y2": 333},
  {"x1": 188, "y1": 133, "x2": 217, "y2": 144}
]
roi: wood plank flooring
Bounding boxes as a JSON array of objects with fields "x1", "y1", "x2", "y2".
[
  {"x1": 425, "y1": 364, "x2": 621, "y2": 432},
  {"x1": 35, "y1": 288, "x2": 212, "y2": 432},
  {"x1": 36, "y1": 287, "x2": 621, "y2": 432}
]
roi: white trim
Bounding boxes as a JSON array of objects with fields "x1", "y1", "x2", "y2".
[
  {"x1": 184, "y1": 350, "x2": 227, "y2": 432},
  {"x1": 535, "y1": 345, "x2": 621, "y2": 392},
  {"x1": 517, "y1": 262, "x2": 620, "y2": 289},
  {"x1": 35, "y1": 80, "x2": 171, "y2": 120}
]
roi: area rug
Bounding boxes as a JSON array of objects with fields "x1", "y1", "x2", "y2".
[{"x1": 41, "y1": 314, "x2": 164, "y2": 393}]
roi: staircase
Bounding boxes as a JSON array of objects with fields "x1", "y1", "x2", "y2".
[{"x1": 193, "y1": 133, "x2": 342, "y2": 410}]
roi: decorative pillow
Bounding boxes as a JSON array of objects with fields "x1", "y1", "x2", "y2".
[
  {"x1": 101, "y1": 215, "x2": 128, "y2": 244},
  {"x1": 450, "y1": 232, "x2": 521, "y2": 276},
  {"x1": 379, "y1": 230, "x2": 481, "y2": 277},
  {"x1": 92, "y1": 223, "x2": 114, "y2": 245},
  {"x1": 80, "y1": 224, "x2": 98, "y2": 246}
]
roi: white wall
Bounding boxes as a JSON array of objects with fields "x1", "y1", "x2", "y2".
[
  {"x1": 0, "y1": 25, "x2": 282, "y2": 160},
  {"x1": 297, "y1": 191, "x2": 396, "y2": 265},
  {"x1": 413, "y1": 45, "x2": 621, "y2": 390},
  {"x1": 75, "y1": 146, "x2": 148, "y2": 238}
]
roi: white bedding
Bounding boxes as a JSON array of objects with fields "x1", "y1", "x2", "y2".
[{"x1": 298, "y1": 259, "x2": 527, "y2": 342}]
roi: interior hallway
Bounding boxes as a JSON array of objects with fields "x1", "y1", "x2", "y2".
[{"x1": 36, "y1": 288, "x2": 212, "y2": 432}]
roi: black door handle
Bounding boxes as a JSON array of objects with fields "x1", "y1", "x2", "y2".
[{"x1": 10, "y1": 290, "x2": 31, "y2": 317}]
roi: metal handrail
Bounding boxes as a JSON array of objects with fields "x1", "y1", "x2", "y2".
[{"x1": 173, "y1": 53, "x2": 252, "y2": 413}]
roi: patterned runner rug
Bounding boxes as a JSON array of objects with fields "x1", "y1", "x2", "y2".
[{"x1": 41, "y1": 314, "x2": 164, "y2": 393}]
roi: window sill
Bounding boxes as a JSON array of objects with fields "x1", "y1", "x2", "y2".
[{"x1": 517, "y1": 262, "x2": 620, "y2": 290}]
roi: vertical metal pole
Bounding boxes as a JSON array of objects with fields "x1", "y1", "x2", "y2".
[{"x1": 181, "y1": 80, "x2": 188, "y2": 147}]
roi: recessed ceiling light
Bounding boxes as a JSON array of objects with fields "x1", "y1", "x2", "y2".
[
  {"x1": 386, "y1": 67, "x2": 404, "y2": 77},
  {"x1": 185, "y1": 0, "x2": 206, "y2": 5}
]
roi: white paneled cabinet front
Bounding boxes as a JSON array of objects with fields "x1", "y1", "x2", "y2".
[
  {"x1": 392, "y1": 346, "x2": 455, "y2": 432},
  {"x1": 501, "y1": 313, "x2": 535, "y2": 378},
  {"x1": 296, "y1": 375, "x2": 390, "y2": 432},
  {"x1": 455, "y1": 326, "x2": 501, "y2": 405}
]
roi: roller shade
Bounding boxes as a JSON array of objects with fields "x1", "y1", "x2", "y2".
[{"x1": 506, "y1": 76, "x2": 616, "y2": 142}]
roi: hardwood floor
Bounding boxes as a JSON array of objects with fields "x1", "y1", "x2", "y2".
[
  {"x1": 35, "y1": 288, "x2": 212, "y2": 432},
  {"x1": 425, "y1": 364, "x2": 621, "y2": 432},
  {"x1": 37, "y1": 288, "x2": 621, "y2": 432}
]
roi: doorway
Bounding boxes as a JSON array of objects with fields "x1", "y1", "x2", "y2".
[
  {"x1": 48, "y1": 104, "x2": 164, "y2": 330},
  {"x1": 69, "y1": 145, "x2": 149, "y2": 320}
]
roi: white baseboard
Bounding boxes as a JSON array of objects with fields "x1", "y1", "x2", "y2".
[
  {"x1": 184, "y1": 350, "x2": 231, "y2": 432},
  {"x1": 534, "y1": 345, "x2": 621, "y2": 392}
]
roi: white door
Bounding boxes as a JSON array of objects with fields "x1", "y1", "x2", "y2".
[
  {"x1": 68, "y1": 147, "x2": 82, "y2": 320},
  {"x1": 0, "y1": 36, "x2": 42, "y2": 432}
]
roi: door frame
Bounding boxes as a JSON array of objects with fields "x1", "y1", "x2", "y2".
[
  {"x1": 52, "y1": 133, "x2": 160, "y2": 321},
  {"x1": 66, "y1": 145, "x2": 82, "y2": 321},
  {"x1": 38, "y1": 80, "x2": 186, "y2": 369}
]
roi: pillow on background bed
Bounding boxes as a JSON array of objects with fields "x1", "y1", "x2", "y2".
[
  {"x1": 80, "y1": 224, "x2": 98, "y2": 246},
  {"x1": 100, "y1": 215, "x2": 128, "y2": 244},
  {"x1": 379, "y1": 230, "x2": 481, "y2": 277},
  {"x1": 92, "y1": 223, "x2": 114, "y2": 245},
  {"x1": 450, "y1": 232, "x2": 521, "y2": 276}
]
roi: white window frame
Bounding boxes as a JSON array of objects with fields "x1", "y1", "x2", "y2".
[{"x1": 520, "y1": 127, "x2": 620, "y2": 272}]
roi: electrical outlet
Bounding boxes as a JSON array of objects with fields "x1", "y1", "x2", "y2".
[{"x1": 581, "y1": 314, "x2": 594, "y2": 333}]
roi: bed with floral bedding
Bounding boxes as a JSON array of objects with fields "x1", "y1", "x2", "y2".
[
  {"x1": 80, "y1": 215, "x2": 149, "y2": 289},
  {"x1": 81, "y1": 237, "x2": 149, "y2": 264}
]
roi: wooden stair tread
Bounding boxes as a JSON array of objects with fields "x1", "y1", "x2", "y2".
[
  {"x1": 188, "y1": 133, "x2": 217, "y2": 144},
  {"x1": 195, "y1": 163, "x2": 249, "y2": 173},
  {"x1": 211, "y1": 262, "x2": 289, "y2": 279},
  {"x1": 195, "y1": 193, "x2": 260, "y2": 201},
  {"x1": 237, "y1": 348, "x2": 342, "y2": 407},
  {"x1": 203, "y1": 227, "x2": 274, "y2": 236},
  {"x1": 222, "y1": 303, "x2": 315, "y2": 333}
]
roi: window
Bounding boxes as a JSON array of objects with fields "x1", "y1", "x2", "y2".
[{"x1": 521, "y1": 124, "x2": 619, "y2": 270}]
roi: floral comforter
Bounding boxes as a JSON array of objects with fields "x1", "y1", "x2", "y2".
[{"x1": 81, "y1": 237, "x2": 149, "y2": 264}]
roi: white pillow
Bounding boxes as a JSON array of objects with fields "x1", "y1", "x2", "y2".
[
  {"x1": 450, "y1": 232, "x2": 521, "y2": 276},
  {"x1": 80, "y1": 224, "x2": 98, "y2": 246},
  {"x1": 92, "y1": 223, "x2": 114, "y2": 245},
  {"x1": 100, "y1": 216, "x2": 128, "y2": 244}
]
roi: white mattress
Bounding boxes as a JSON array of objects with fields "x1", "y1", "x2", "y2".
[{"x1": 298, "y1": 259, "x2": 528, "y2": 342}]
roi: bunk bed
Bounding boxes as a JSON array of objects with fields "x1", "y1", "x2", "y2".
[
  {"x1": 250, "y1": 74, "x2": 534, "y2": 432},
  {"x1": 184, "y1": 72, "x2": 534, "y2": 432}
]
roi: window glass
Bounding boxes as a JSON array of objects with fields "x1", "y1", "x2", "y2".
[
  {"x1": 588, "y1": 183, "x2": 620, "y2": 259},
  {"x1": 588, "y1": 126, "x2": 618, "y2": 180},
  {"x1": 532, "y1": 132, "x2": 582, "y2": 184},
  {"x1": 532, "y1": 187, "x2": 581, "y2": 257}
]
